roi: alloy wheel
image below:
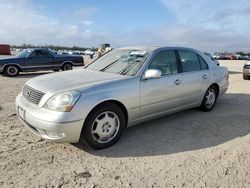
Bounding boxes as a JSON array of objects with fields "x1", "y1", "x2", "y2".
[
  {"x1": 91, "y1": 111, "x2": 120, "y2": 144},
  {"x1": 205, "y1": 88, "x2": 216, "y2": 108}
]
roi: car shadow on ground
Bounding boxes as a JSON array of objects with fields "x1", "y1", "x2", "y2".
[
  {"x1": 0, "y1": 106, "x2": 2, "y2": 111},
  {"x1": 73, "y1": 93, "x2": 250, "y2": 157}
]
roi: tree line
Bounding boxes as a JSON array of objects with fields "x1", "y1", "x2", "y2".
[{"x1": 11, "y1": 44, "x2": 98, "y2": 51}]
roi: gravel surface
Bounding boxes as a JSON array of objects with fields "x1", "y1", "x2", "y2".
[{"x1": 0, "y1": 60, "x2": 249, "y2": 188}]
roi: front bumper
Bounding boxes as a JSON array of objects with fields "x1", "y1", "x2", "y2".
[{"x1": 15, "y1": 94, "x2": 84, "y2": 143}]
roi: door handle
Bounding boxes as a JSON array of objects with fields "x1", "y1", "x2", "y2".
[
  {"x1": 202, "y1": 74, "x2": 208, "y2": 79},
  {"x1": 174, "y1": 79, "x2": 182, "y2": 85}
]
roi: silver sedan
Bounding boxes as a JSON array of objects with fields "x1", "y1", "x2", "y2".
[{"x1": 16, "y1": 46, "x2": 229, "y2": 149}]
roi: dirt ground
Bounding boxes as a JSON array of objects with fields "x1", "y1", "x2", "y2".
[{"x1": 0, "y1": 60, "x2": 249, "y2": 188}]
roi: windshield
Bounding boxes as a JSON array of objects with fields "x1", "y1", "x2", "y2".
[
  {"x1": 86, "y1": 49, "x2": 150, "y2": 76},
  {"x1": 17, "y1": 50, "x2": 32, "y2": 58}
]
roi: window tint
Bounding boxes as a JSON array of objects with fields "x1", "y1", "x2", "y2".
[
  {"x1": 37, "y1": 50, "x2": 51, "y2": 58},
  {"x1": 29, "y1": 51, "x2": 37, "y2": 58},
  {"x1": 178, "y1": 51, "x2": 200, "y2": 72},
  {"x1": 198, "y1": 55, "x2": 208, "y2": 70},
  {"x1": 29, "y1": 50, "x2": 51, "y2": 58},
  {"x1": 148, "y1": 51, "x2": 177, "y2": 75}
]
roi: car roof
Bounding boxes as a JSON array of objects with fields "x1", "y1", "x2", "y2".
[{"x1": 116, "y1": 46, "x2": 201, "y2": 53}]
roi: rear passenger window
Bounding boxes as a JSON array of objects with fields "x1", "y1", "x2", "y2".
[
  {"x1": 148, "y1": 51, "x2": 177, "y2": 75},
  {"x1": 178, "y1": 51, "x2": 201, "y2": 72},
  {"x1": 198, "y1": 56, "x2": 208, "y2": 70}
]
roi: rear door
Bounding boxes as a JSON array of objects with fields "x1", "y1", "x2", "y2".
[
  {"x1": 177, "y1": 50, "x2": 210, "y2": 106},
  {"x1": 140, "y1": 50, "x2": 183, "y2": 119}
]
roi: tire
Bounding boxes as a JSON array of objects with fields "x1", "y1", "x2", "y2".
[
  {"x1": 80, "y1": 103, "x2": 126, "y2": 149},
  {"x1": 243, "y1": 75, "x2": 249, "y2": 80},
  {"x1": 200, "y1": 85, "x2": 218, "y2": 112},
  {"x1": 62, "y1": 63, "x2": 73, "y2": 71},
  {"x1": 4, "y1": 65, "x2": 20, "y2": 77}
]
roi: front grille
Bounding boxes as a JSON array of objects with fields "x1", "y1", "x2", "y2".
[{"x1": 22, "y1": 85, "x2": 45, "y2": 105}]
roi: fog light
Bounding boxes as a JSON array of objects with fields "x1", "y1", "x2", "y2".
[{"x1": 44, "y1": 131, "x2": 65, "y2": 139}]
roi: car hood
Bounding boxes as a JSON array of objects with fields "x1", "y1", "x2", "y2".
[
  {"x1": 26, "y1": 69, "x2": 126, "y2": 93},
  {"x1": 0, "y1": 57, "x2": 24, "y2": 63}
]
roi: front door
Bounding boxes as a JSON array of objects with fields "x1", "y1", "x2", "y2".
[
  {"x1": 24, "y1": 50, "x2": 57, "y2": 71},
  {"x1": 140, "y1": 50, "x2": 183, "y2": 119}
]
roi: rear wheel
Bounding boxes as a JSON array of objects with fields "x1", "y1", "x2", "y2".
[
  {"x1": 62, "y1": 63, "x2": 73, "y2": 71},
  {"x1": 80, "y1": 103, "x2": 126, "y2": 149},
  {"x1": 200, "y1": 85, "x2": 218, "y2": 111},
  {"x1": 4, "y1": 65, "x2": 19, "y2": 77}
]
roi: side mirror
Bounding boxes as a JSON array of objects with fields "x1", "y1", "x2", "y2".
[{"x1": 143, "y1": 69, "x2": 162, "y2": 80}]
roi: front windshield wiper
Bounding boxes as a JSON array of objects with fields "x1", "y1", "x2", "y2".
[
  {"x1": 119, "y1": 65, "x2": 133, "y2": 75},
  {"x1": 119, "y1": 60, "x2": 143, "y2": 75},
  {"x1": 100, "y1": 59, "x2": 119, "y2": 72}
]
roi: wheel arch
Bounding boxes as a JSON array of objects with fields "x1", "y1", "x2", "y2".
[
  {"x1": 209, "y1": 83, "x2": 220, "y2": 96},
  {"x1": 85, "y1": 100, "x2": 128, "y2": 127},
  {"x1": 61, "y1": 61, "x2": 74, "y2": 67},
  {"x1": 3, "y1": 64, "x2": 23, "y2": 72}
]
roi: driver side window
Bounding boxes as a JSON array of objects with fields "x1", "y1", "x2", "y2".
[
  {"x1": 29, "y1": 50, "x2": 51, "y2": 58},
  {"x1": 148, "y1": 50, "x2": 177, "y2": 76},
  {"x1": 29, "y1": 51, "x2": 37, "y2": 58},
  {"x1": 37, "y1": 50, "x2": 51, "y2": 58}
]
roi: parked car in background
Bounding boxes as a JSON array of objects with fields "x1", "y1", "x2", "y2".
[
  {"x1": 16, "y1": 46, "x2": 229, "y2": 149},
  {"x1": 0, "y1": 48, "x2": 84, "y2": 76},
  {"x1": 224, "y1": 53, "x2": 237, "y2": 60},
  {"x1": 57, "y1": 50, "x2": 69, "y2": 55},
  {"x1": 211, "y1": 53, "x2": 220, "y2": 60},
  {"x1": 84, "y1": 49, "x2": 94, "y2": 55},
  {"x1": 72, "y1": 51, "x2": 84, "y2": 55},
  {"x1": 217, "y1": 53, "x2": 226, "y2": 60},
  {"x1": 241, "y1": 54, "x2": 249, "y2": 60},
  {"x1": 204, "y1": 52, "x2": 220, "y2": 66},
  {"x1": 235, "y1": 54, "x2": 242, "y2": 60},
  {"x1": 243, "y1": 60, "x2": 250, "y2": 80}
]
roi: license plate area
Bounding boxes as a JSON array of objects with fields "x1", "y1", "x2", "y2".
[{"x1": 18, "y1": 107, "x2": 26, "y2": 120}]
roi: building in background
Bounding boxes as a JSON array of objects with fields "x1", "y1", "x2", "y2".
[{"x1": 0, "y1": 44, "x2": 11, "y2": 55}]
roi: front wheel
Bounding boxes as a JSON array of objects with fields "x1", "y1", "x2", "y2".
[
  {"x1": 80, "y1": 103, "x2": 126, "y2": 149},
  {"x1": 4, "y1": 65, "x2": 20, "y2": 77},
  {"x1": 200, "y1": 86, "x2": 218, "y2": 111},
  {"x1": 243, "y1": 75, "x2": 249, "y2": 80}
]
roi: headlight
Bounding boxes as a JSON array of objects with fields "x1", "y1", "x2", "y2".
[{"x1": 44, "y1": 91, "x2": 81, "y2": 112}]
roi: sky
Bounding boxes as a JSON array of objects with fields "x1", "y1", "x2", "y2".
[{"x1": 0, "y1": 0, "x2": 250, "y2": 52}]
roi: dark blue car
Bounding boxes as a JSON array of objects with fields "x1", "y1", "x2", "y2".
[{"x1": 0, "y1": 48, "x2": 84, "y2": 76}]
